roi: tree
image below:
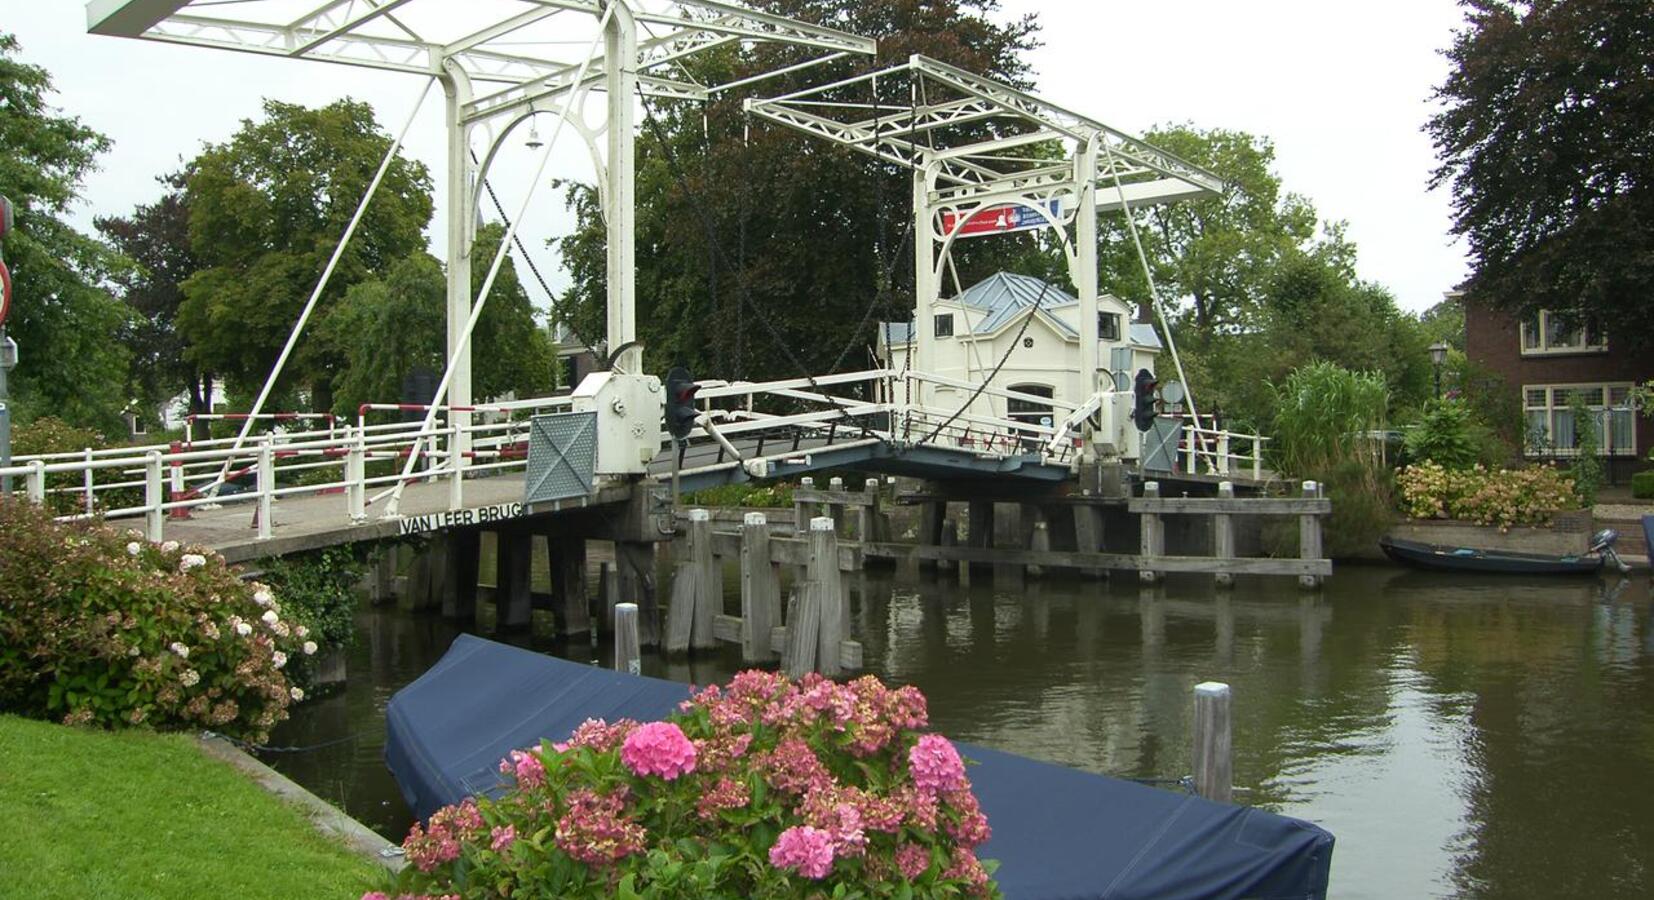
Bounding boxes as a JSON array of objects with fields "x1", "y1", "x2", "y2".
[
  {"x1": 1098, "y1": 125, "x2": 1318, "y2": 339},
  {"x1": 0, "y1": 33, "x2": 132, "y2": 433},
  {"x1": 325, "y1": 225, "x2": 555, "y2": 416},
  {"x1": 178, "y1": 99, "x2": 433, "y2": 408},
  {"x1": 554, "y1": 0, "x2": 1043, "y2": 382},
  {"x1": 1428, "y1": 0, "x2": 1654, "y2": 353},
  {"x1": 95, "y1": 173, "x2": 208, "y2": 422}
]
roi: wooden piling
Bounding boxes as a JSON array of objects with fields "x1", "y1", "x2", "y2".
[
  {"x1": 808, "y1": 517, "x2": 844, "y2": 678},
  {"x1": 614, "y1": 602, "x2": 641, "y2": 676},
  {"x1": 1139, "y1": 482, "x2": 1163, "y2": 585},
  {"x1": 858, "y1": 478, "x2": 880, "y2": 541},
  {"x1": 550, "y1": 538, "x2": 590, "y2": 637},
  {"x1": 1073, "y1": 504, "x2": 1105, "y2": 579},
  {"x1": 665, "y1": 561, "x2": 697, "y2": 655},
  {"x1": 740, "y1": 512, "x2": 780, "y2": 663},
  {"x1": 794, "y1": 477, "x2": 815, "y2": 535},
  {"x1": 1214, "y1": 482, "x2": 1236, "y2": 588},
  {"x1": 615, "y1": 542, "x2": 659, "y2": 647},
  {"x1": 828, "y1": 477, "x2": 847, "y2": 535},
  {"x1": 1028, "y1": 514, "x2": 1051, "y2": 579},
  {"x1": 939, "y1": 519, "x2": 959, "y2": 574},
  {"x1": 1299, "y1": 481, "x2": 1324, "y2": 590},
  {"x1": 597, "y1": 561, "x2": 618, "y2": 635},
  {"x1": 688, "y1": 509, "x2": 719, "y2": 650},
  {"x1": 443, "y1": 530, "x2": 480, "y2": 621},
  {"x1": 497, "y1": 529, "x2": 533, "y2": 629},
  {"x1": 783, "y1": 583, "x2": 822, "y2": 680},
  {"x1": 967, "y1": 500, "x2": 994, "y2": 551},
  {"x1": 1193, "y1": 681, "x2": 1233, "y2": 803}
]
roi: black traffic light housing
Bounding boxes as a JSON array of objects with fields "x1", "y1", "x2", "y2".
[
  {"x1": 1131, "y1": 368, "x2": 1159, "y2": 432},
  {"x1": 665, "y1": 367, "x2": 700, "y2": 443}
]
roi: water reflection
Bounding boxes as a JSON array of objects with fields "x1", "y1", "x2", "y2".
[{"x1": 269, "y1": 565, "x2": 1654, "y2": 899}]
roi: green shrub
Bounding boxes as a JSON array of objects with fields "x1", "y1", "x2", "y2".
[
  {"x1": 1632, "y1": 470, "x2": 1654, "y2": 500},
  {"x1": 1403, "y1": 400, "x2": 1484, "y2": 470},
  {"x1": 1270, "y1": 362, "x2": 1390, "y2": 479},
  {"x1": 1396, "y1": 461, "x2": 1577, "y2": 529},
  {"x1": 7, "y1": 417, "x2": 143, "y2": 516},
  {"x1": 1566, "y1": 394, "x2": 1604, "y2": 508},
  {"x1": 683, "y1": 481, "x2": 798, "y2": 509},
  {"x1": 0, "y1": 500, "x2": 310, "y2": 741},
  {"x1": 255, "y1": 547, "x2": 365, "y2": 686}
]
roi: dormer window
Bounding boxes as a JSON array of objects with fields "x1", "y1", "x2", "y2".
[
  {"x1": 1098, "y1": 312, "x2": 1121, "y2": 342},
  {"x1": 1520, "y1": 310, "x2": 1606, "y2": 355},
  {"x1": 934, "y1": 314, "x2": 955, "y2": 338}
]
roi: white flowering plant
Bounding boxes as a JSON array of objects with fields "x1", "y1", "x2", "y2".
[{"x1": 0, "y1": 500, "x2": 313, "y2": 741}]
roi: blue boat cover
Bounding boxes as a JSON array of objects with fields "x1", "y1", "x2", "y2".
[{"x1": 385, "y1": 635, "x2": 1335, "y2": 900}]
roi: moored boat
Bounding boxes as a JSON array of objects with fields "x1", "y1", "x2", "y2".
[{"x1": 1379, "y1": 532, "x2": 1622, "y2": 576}]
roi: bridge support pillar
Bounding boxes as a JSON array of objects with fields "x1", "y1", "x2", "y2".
[
  {"x1": 549, "y1": 537, "x2": 590, "y2": 637},
  {"x1": 443, "y1": 530, "x2": 480, "y2": 620},
  {"x1": 1074, "y1": 504, "x2": 1106, "y2": 579},
  {"x1": 497, "y1": 529, "x2": 533, "y2": 629},
  {"x1": 918, "y1": 500, "x2": 945, "y2": 571},
  {"x1": 403, "y1": 539, "x2": 445, "y2": 612}
]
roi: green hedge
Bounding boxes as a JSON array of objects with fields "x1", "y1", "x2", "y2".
[{"x1": 1633, "y1": 469, "x2": 1654, "y2": 500}]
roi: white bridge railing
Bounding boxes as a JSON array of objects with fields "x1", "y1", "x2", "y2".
[{"x1": 2, "y1": 368, "x2": 1273, "y2": 543}]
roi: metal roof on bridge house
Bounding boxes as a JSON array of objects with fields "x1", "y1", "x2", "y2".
[{"x1": 881, "y1": 271, "x2": 1164, "y2": 348}]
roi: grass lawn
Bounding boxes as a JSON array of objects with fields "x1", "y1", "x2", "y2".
[{"x1": 0, "y1": 715, "x2": 380, "y2": 899}]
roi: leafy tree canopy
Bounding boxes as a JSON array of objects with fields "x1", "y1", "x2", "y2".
[
  {"x1": 96, "y1": 173, "x2": 207, "y2": 422},
  {"x1": 1428, "y1": 0, "x2": 1654, "y2": 353},
  {"x1": 0, "y1": 33, "x2": 133, "y2": 433},
  {"x1": 324, "y1": 224, "x2": 556, "y2": 416},
  {"x1": 1099, "y1": 125, "x2": 1318, "y2": 338},
  {"x1": 554, "y1": 0, "x2": 1044, "y2": 382},
  {"x1": 178, "y1": 98, "x2": 434, "y2": 406}
]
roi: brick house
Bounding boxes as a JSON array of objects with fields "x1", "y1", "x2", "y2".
[{"x1": 1460, "y1": 291, "x2": 1651, "y2": 482}]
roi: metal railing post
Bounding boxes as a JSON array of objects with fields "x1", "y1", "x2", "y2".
[
  {"x1": 1217, "y1": 431, "x2": 1231, "y2": 475},
  {"x1": 83, "y1": 448, "x2": 95, "y2": 515},
  {"x1": 144, "y1": 452, "x2": 164, "y2": 541},
  {"x1": 448, "y1": 424, "x2": 463, "y2": 510},
  {"x1": 26, "y1": 459, "x2": 46, "y2": 505},
  {"x1": 1253, "y1": 438, "x2": 1263, "y2": 481},
  {"x1": 347, "y1": 426, "x2": 366, "y2": 523},
  {"x1": 1184, "y1": 424, "x2": 1198, "y2": 474},
  {"x1": 256, "y1": 437, "x2": 274, "y2": 540}
]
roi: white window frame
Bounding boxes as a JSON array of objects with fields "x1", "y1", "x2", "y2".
[
  {"x1": 934, "y1": 313, "x2": 955, "y2": 339},
  {"x1": 1519, "y1": 310, "x2": 1607, "y2": 356},
  {"x1": 1522, "y1": 382, "x2": 1637, "y2": 457},
  {"x1": 1098, "y1": 311, "x2": 1122, "y2": 342}
]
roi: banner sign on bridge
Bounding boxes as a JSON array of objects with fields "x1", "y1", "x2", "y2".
[{"x1": 940, "y1": 199, "x2": 1062, "y2": 240}]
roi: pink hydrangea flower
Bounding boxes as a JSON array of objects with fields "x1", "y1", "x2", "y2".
[
  {"x1": 895, "y1": 842, "x2": 931, "y2": 880},
  {"x1": 498, "y1": 749, "x2": 545, "y2": 788},
  {"x1": 909, "y1": 734, "x2": 967, "y2": 796},
  {"x1": 490, "y1": 824, "x2": 516, "y2": 852},
  {"x1": 769, "y1": 825, "x2": 836, "y2": 879},
  {"x1": 620, "y1": 721, "x2": 697, "y2": 780},
  {"x1": 944, "y1": 846, "x2": 992, "y2": 893},
  {"x1": 555, "y1": 789, "x2": 647, "y2": 865},
  {"x1": 695, "y1": 776, "x2": 751, "y2": 820}
]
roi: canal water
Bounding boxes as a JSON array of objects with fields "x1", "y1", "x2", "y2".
[{"x1": 267, "y1": 564, "x2": 1654, "y2": 899}]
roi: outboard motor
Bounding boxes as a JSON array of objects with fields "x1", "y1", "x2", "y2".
[{"x1": 1590, "y1": 529, "x2": 1631, "y2": 574}]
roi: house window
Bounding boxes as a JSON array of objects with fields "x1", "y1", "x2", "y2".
[
  {"x1": 934, "y1": 313, "x2": 955, "y2": 338},
  {"x1": 1523, "y1": 383, "x2": 1637, "y2": 456},
  {"x1": 1098, "y1": 311, "x2": 1121, "y2": 342},
  {"x1": 1519, "y1": 310, "x2": 1607, "y2": 355}
]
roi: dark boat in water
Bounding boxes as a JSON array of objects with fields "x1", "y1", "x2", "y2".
[{"x1": 1379, "y1": 529, "x2": 1626, "y2": 576}]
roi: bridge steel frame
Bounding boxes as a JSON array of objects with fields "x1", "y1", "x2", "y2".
[
  {"x1": 86, "y1": 0, "x2": 874, "y2": 486},
  {"x1": 745, "y1": 55, "x2": 1226, "y2": 452}
]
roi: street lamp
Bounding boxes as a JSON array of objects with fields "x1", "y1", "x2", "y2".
[{"x1": 1428, "y1": 341, "x2": 1450, "y2": 399}]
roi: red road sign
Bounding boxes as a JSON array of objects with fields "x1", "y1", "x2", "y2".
[{"x1": 940, "y1": 199, "x2": 1062, "y2": 240}]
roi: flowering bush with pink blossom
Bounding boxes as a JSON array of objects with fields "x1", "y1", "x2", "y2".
[
  {"x1": 378, "y1": 670, "x2": 1001, "y2": 899},
  {"x1": 1397, "y1": 461, "x2": 1578, "y2": 529},
  {"x1": 0, "y1": 500, "x2": 315, "y2": 741}
]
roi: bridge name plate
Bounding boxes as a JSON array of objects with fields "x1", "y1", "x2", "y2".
[{"x1": 398, "y1": 502, "x2": 525, "y2": 536}]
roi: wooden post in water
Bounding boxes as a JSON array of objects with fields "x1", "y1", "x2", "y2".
[
  {"x1": 1139, "y1": 481, "x2": 1163, "y2": 585},
  {"x1": 1299, "y1": 480, "x2": 1324, "y2": 590},
  {"x1": 597, "y1": 561, "x2": 618, "y2": 635},
  {"x1": 1073, "y1": 504, "x2": 1105, "y2": 579},
  {"x1": 809, "y1": 516, "x2": 844, "y2": 678},
  {"x1": 689, "y1": 508, "x2": 719, "y2": 649},
  {"x1": 859, "y1": 478, "x2": 880, "y2": 542},
  {"x1": 443, "y1": 530, "x2": 480, "y2": 620},
  {"x1": 615, "y1": 543, "x2": 659, "y2": 647},
  {"x1": 550, "y1": 538, "x2": 590, "y2": 637},
  {"x1": 939, "y1": 519, "x2": 959, "y2": 575},
  {"x1": 828, "y1": 477, "x2": 847, "y2": 535},
  {"x1": 496, "y1": 528, "x2": 532, "y2": 629},
  {"x1": 919, "y1": 499, "x2": 945, "y2": 569},
  {"x1": 783, "y1": 583, "x2": 822, "y2": 680},
  {"x1": 1214, "y1": 481, "x2": 1236, "y2": 588},
  {"x1": 794, "y1": 477, "x2": 815, "y2": 535},
  {"x1": 1193, "y1": 681, "x2": 1233, "y2": 803},
  {"x1": 1028, "y1": 511, "x2": 1051, "y2": 579},
  {"x1": 740, "y1": 512, "x2": 780, "y2": 663},
  {"x1": 614, "y1": 602, "x2": 641, "y2": 675}
]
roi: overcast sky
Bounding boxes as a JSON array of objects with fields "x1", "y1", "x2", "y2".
[{"x1": 3, "y1": 1, "x2": 1470, "y2": 314}]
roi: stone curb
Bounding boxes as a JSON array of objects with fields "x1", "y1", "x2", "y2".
[{"x1": 196, "y1": 733, "x2": 405, "y2": 874}]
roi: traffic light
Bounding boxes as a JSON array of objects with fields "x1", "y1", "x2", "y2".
[
  {"x1": 664, "y1": 366, "x2": 700, "y2": 443},
  {"x1": 1131, "y1": 368, "x2": 1158, "y2": 432}
]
